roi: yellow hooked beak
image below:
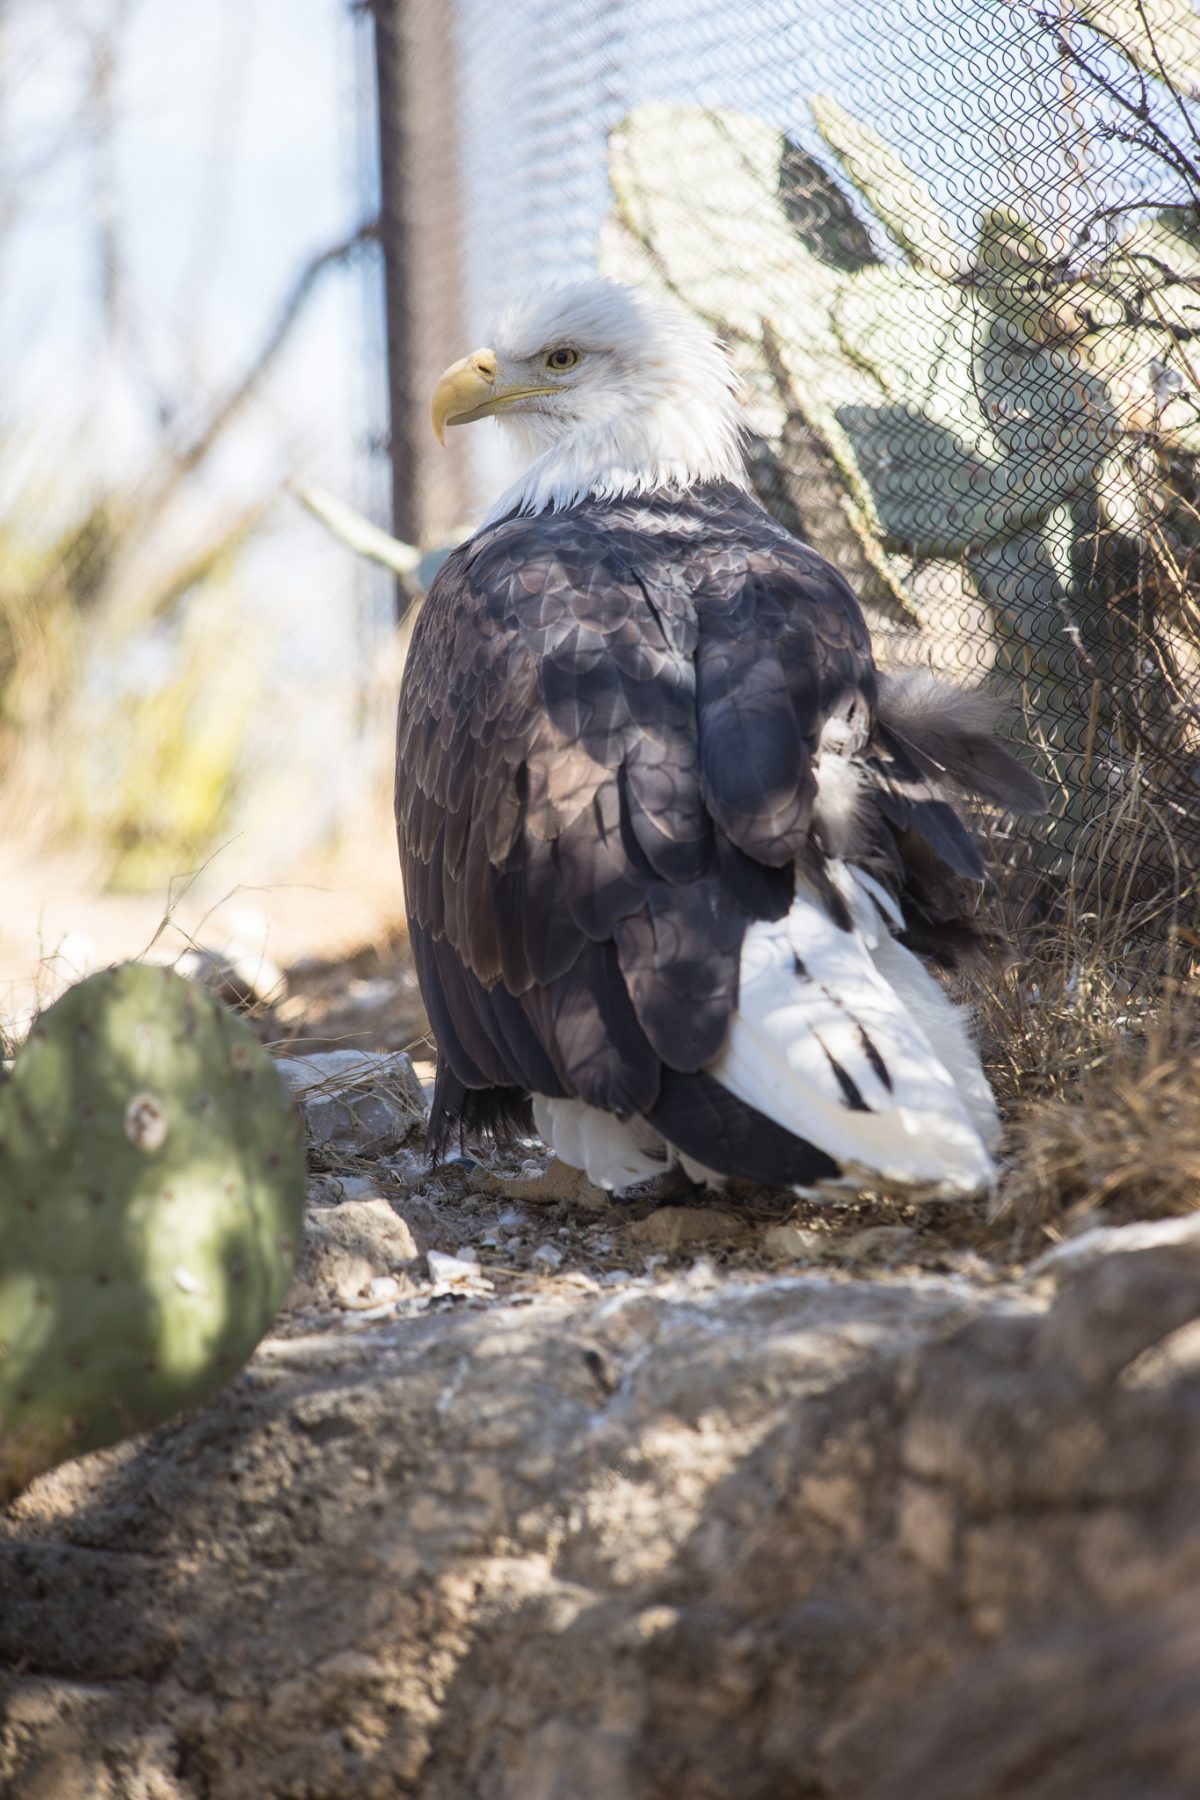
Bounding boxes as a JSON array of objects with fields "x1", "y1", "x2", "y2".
[{"x1": 430, "y1": 349, "x2": 557, "y2": 445}]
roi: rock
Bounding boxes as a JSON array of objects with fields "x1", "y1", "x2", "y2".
[
  {"x1": 324, "y1": 1173, "x2": 393, "y2": 1204},
  {"x1": 833, "y1": 1224, "x2": 917, "y2": 1264},
  {"x1": 1028, "y1": 1212, "x2": 1200, "y2": 1275},
  {"x1": 287, "y1": 1197, "x2": 425, "y2": 1313},
  {"x1": 626, "y1": 1206, "x2": 750, "y2": 1251},
  {"x1": 763, "y1": 1222, "x2": 917, "y2": 1265},
  {"x1": 425, "y1": 1250, "x2": 495, "y2": 1296},
  {"x1": 275, "y1": 1049, "x2": 427, "y2": 1157},
  {"x1": 303, "y1": 1088, "x2": 412, "y2": 1156},
  {"x1": 763, "y1": 1222, "x2": 828, "y2": 1260},
  {"x1": 3, "y1": 1207, "x2": 1200, "y2": 1797},
  {"x1": 475, "y1": 1157, "x2": 611, "y2": 1210},
  {"x1": 274, "y1": 1050, "x2": 423, "y2": 1099},
  {"x1": 530, "y1": 1242, "x2": 565, "y2": 1271}
]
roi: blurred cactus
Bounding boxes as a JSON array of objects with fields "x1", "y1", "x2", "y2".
[
  {"x1": 0, "y1": 962, "x2": 306, "y2": 1503},
  {"x1": 810, "y1": 94, "x2": 961, "y2": 277},
  {"x1": 601, "y1": 101, "x2": 1200, "y2": 893},
  {"x1": 603, "y1": 103, "x2": 919, "y2": 625}
]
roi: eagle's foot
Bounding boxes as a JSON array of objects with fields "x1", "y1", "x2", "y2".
[{"x1": 473, "y1": 1156, "x2": 612, "y2": 1212}]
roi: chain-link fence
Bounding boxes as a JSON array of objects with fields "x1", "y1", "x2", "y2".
[{"x1": 369, "y1": 0, "x2": 1200, "y2": 926}]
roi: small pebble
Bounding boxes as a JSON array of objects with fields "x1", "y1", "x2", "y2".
[
  {"x1": 426, "y1": 1250, "x2": 494, "y2": 1295},
  {"x1": 331, "y1": 1175, "x2": 384, "y2": 1203},
  {"x1": 531, "y1": 1243, "x2": 565, "y2": 1271},
  {"x1": 763, "y1": 1223, "x2": 826, "y2": 1261},
  {"x1": 834, "y1": 1226, "x2": 916, "y2": 1264}
]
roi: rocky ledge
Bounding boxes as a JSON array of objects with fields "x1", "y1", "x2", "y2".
[{"x1": 3, "y1": 1118, "x2": 1200, "y2": 1800}]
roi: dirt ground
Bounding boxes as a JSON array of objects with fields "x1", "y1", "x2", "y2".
[{"x1": 4, "y1": 837, "x2": 1200, "y2": 1797}]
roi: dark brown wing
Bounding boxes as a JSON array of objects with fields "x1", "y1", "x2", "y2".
[{"x1": 396, "y1": 481, "x2": 877, "y2": 1154}]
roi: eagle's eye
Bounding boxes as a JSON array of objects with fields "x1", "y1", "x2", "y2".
[{"x1": 544, "y1": 346, "x2": 581, "y2": 372}]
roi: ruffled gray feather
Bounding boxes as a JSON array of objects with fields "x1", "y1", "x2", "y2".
[{"x1": 876, "y1": 668, "x2": 1048, "y2": 815}]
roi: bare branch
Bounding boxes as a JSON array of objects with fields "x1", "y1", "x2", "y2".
[
  {"x1": 288, "y1": 480, "x2": 423, "y2": 578},
  {"x1": 172, "y1": 219, "x2": 380, "y2": 484}
]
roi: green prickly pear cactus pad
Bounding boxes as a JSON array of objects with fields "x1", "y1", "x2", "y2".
[{"x1": 0, "y1": 962, "x2": 306, "y2": 1502}]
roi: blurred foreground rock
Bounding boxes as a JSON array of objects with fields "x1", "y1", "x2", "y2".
[{"x1": 2, "y1": 1200, "x2": 1200, "y2": 1799}]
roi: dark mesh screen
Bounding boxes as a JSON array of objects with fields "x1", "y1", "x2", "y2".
[{"x1": 369, "y1": 0, "x2": 1200, "y2": 919}]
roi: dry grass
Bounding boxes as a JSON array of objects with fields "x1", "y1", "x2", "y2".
[
  {"x1": 994, "y1": 1025, "x2": 1200, "y2": 1251},
  {"x1": 973, "y1": 818, "x2": 1200, "y2": 1256}
]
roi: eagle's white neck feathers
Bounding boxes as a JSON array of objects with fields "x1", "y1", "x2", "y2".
[{"x1": 481, "y1": 280, "x2": 747, "y2": 523}]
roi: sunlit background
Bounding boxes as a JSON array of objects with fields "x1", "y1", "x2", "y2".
[
  {"x1": 3, "y1": 0, "x2": 1196, "y2": 1033},
  {"x1": 0, "y1": 0, "x2": 389, "y2": 1024}
]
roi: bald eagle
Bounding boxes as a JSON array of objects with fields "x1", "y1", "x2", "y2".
[{"x1": 397, "y1": 279, "x2": 1044, "y2": 1199}]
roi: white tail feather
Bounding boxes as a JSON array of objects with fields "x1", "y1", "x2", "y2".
[
  {"x1": 532, "y1": 865, "x2": 998, "y2": 1201},
  {"x1": 530, "y1": 1096, "x2": 724, "y2": 1192},
  {"x1": 705, "y1": 868, "x2": 997, "y2": 1198},
  {"x1": 865, "y1": 926, "x2": 1000, "y2": 1153},
  {"x1": 531, "y1": 1096, "x2": 666, "y2": 1190}
]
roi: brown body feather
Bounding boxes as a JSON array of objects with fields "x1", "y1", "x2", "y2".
[{"x1": 396, "y1": 482, "x2": 1044, "y2": 1166}]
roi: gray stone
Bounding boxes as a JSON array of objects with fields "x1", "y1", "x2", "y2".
[
  {"x1": 3, "y1": 1208, "x2": 1200, "y2": 1798},
  {"x1": 275, "y1": 1049, "x2": 427, "y2": 1156}
]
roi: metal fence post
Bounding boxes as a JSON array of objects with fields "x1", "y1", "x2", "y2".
[{"x1": 370, "y1": 0, "x2": 471, "y2": 616}]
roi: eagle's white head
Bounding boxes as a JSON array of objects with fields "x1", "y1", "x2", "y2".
[{"x1": 431, "y1": 278, "x2": 747, "y2": 521}]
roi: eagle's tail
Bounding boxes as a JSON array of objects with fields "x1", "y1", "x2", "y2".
[
  {"x1": 694, "y1": 864, "x2": 998, "y2": 1199},
  {"x1": 530, "y1": 673, "x2": 1042, "y2": 1197},
  {"x1": 532, "y1": 862, "x2": 999, "y2": 1199}
]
